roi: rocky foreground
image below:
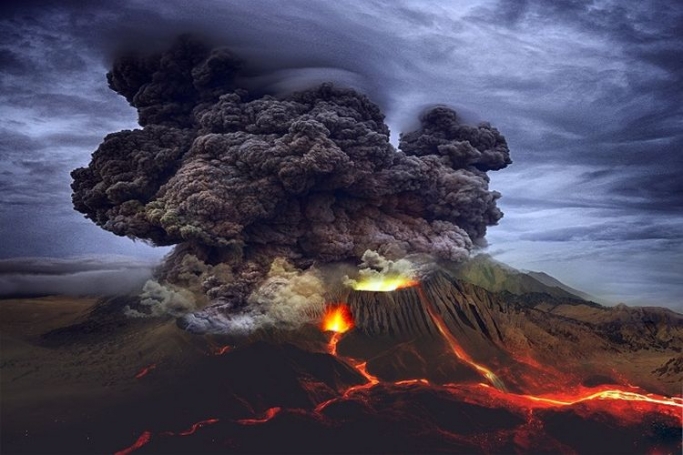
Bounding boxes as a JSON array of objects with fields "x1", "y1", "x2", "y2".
[{"x1": 1, "y1": 273, "x2": 681, "y2": 454}]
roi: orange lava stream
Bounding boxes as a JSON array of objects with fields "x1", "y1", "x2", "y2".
[
  {"x1": 416, "y1": 284, "x2": 507, "y2": 391},
  {"x1": 236, "y1": 407, "x2": 282, "y2": 425},
  {"x1": 415, "y1": 282, "x2": 682, "y2": 417},
  {"x1": 328, "y1": 332, "x2": 342, "y2": 356},
  {"x1": 314, "y1": 358, "x2": 380, "y2": 413},
  {"x1": 115, "y1": 418, "x2": 219, "y2": 454},
  {"x1": 518, "y1": 387, "x2": 683, "y2": 410}
]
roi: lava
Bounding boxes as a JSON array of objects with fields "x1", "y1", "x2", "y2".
[
  {"x1": 344, "y1": 280, "x2": 682, "y2": 422},
  {"x1": 516, "y1": 385, "x2": 683, "y2": 418},
  {"x1": 321, "y1": 304, "x2": 354, "y2": 334},
  {"x1": 134, "y1": 363, "x2": 157, "y2": 379},
  {"x1": 328, "y1": 332, "x2": 342, "y2": 356},
  {"x1": 448, "y1": 383, "x2": 683, "y2": 423},
  {"x1": 321, "y1": 304, "x2": 354, "y2": 356},
  {"x1": 115, "y1": 419, "x2": 220, "y2": 454},
  {"x1": 236, "y1": 407, "x2": 282, "y2": 425},
  {"x1": 115, "y1": 431, "x2": 151, "y2": 455},
  {"x1": 350, "y1": 275, "x2": 419, "y2": 292},
  {"x1": 416, "y1": 283, "x2": 508, "y2": 391},
  {"x1": 163, "y1": 418, "x2": 221, "y2": 436}
]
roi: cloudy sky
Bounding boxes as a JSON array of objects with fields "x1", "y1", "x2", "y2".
[{"x1": 0, "y1": 0, "x2": 681, "y2": 309}]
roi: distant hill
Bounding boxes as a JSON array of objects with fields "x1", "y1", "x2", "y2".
[{"x1": 451, "y1": 254, "x2": 605, "y2": 303}]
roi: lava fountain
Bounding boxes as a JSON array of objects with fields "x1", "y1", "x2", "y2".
[{"x1": 321, "y1": 304, "x2": 354, "y2": 355}]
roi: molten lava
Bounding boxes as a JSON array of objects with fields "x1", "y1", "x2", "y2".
[
  {"x1": 236, "y1": 407, "x2": 282, "y2": 425},
  {"x1": 115, "y1": 431, "x2": 151, "y2": 455},
  {"x1": 416, "y1": 284, "x2": 508, "y2": 391},
  {"x1": 350, "y1": 275, "x2": 419, "y2": 292},
  {"x1": 115, "y1": 418, "x2": 219, "y2": 455},
  {"x1": 321, "y1": 304, "x2": 354, "y2": 356},
  {"x1": 321, "y1": 304, "x2": 354, "y2": 333}
]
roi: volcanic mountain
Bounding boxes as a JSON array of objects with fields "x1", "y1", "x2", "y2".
[
  {"x1": 2, "y1": 263, "x2": 681, "y2": 454},
  {"x1": 453, "y1": 254, "x2": 601, "y2": 302}
]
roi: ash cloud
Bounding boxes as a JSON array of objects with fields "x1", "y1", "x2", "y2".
[
  {"x1": 71, "y1": 36, "x2": 511, "y2": 334},
  {"x1": 124, "y1": 280, "x2": 195, "y2": 318},
  {"x1": 344, "y1": 250, "x2": 421, "y2": 289}
]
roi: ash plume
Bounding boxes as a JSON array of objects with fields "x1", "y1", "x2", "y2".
[
  {"x1": 71, "y1": 36, "x2": 511, "y2": 334},
  {"x1": 124, "y1": 280, "x2": 195, "y2": 318}
]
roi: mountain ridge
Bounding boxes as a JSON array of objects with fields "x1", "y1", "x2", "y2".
[{"x1": 452, "y1": 254, "x2": 607, "y2": 304}]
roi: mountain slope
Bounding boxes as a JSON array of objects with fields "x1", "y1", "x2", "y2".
[{"x1": 453, "y1": 254, "x2": 603, "y2": 302}]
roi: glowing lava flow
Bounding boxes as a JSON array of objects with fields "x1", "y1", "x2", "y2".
[
  {"x1": 236, "y1": 407, "x2": 282, "y2": 425},
  {"x1": 115, "y1": 418, "x2": 219, "y2": 455},
  {"x1": 415, "y1": 283, "x2": 508, "y2": 391},
  {"x1": 524, "y1": 388, "x2": 683, "y2": 409},
  {"x1": 315, "y1": 303, "x2": 381, "y2": 412},
  {"x1": 340, "y1": 278, "x2": 682, "y2": 421},
  {"x1": 321, "y1": 304, "x2": 354, "y2": 356},
  {"x1": 416, "y1": 283, "x2": 683, "y2": 416}
]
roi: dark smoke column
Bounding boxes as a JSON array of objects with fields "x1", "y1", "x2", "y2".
[{"x1": 71, "y1": 36, "x2": 511, "y2": 331}]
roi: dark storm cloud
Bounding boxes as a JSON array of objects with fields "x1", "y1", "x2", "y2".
[
  {"x1": 519, "y1": 219, "x2": 683, "y2": 242},
  {"x1": 475, "y1": 0, "x2": 683, "y2": 218}
]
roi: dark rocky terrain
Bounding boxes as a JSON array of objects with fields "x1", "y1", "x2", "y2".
[{"x1": 1, "y1": 270, "x2": 681, "y2": 454}]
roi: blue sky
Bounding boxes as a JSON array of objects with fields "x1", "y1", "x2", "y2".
[{"x1": 0, "y1": 0, "x2": 681, "y2": 309}]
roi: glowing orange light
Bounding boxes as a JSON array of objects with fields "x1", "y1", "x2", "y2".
[
  {"x1": 350, "y1": 275, "x2": 419, "y2": 292},
  {"x1": 417, "y1": 284, "x2": 507, "y2": 391},
  {"x1": 115, "y1": 418, "x2": 220, "y2": 455},
  {"x1": 321, "y1": 304, "x2": 354, "y2": 334},
  {"x1": 236, "y1": 407, "x2": 282, "y2": 425},
  {"x1": 518, "y1": 388, "x2": 683, "y2": 410}
]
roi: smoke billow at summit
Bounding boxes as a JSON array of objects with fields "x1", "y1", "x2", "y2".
[{"x1": 71, "y1": 36, "x2": 511, "y2": 334}]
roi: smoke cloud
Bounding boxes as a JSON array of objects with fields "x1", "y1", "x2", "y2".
[
  {"x1": 71, "y1": 36, "x2": 511, "y2": 334},
  {"x1": 180, "y1": 258, "x2": 325, "y2": 334},
  {"x1": 344, "y1": 250, "x2": 420, "y2": 289},
  {"x1": 124, "y1": 280, "x2": 196, "y2": 318}
]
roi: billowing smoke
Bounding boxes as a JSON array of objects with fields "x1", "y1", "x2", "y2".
[
  {"x1": 180, "y1": 258, "x2": 326, "y2": 334},
  {"x1": 344, "y1": 250, "x2": 419, "y2": 289},
  {"x1": 71, "y1": 36, "x2": 511, "y2": 334},
  {"x1": 124, "y1": 280, "x2": 196, "y2": 318}
]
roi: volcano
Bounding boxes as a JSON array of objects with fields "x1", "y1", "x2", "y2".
[{"x1": 2, "y1": 264, "x2": 681, "y2": 454}]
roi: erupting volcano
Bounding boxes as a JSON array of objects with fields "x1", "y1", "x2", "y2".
[
  {"x1": 319, "y1": 274, "x2": 682, "y2": 427},
  {"x1": 3, "y1": 35, "x2": 680, "y2": 455}
]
